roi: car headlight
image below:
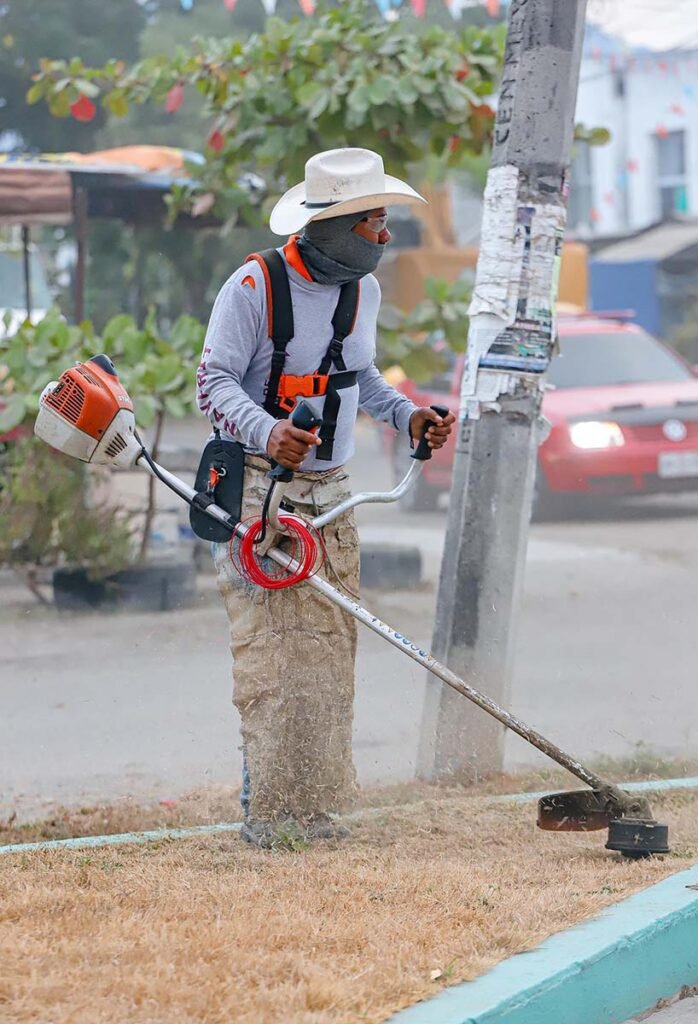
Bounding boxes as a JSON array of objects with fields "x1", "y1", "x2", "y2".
[{"x1": 569, "y1": 421, "x2": 625, "y2": 449}]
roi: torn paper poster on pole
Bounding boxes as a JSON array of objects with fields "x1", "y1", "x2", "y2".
[{"x1": 461, "y1": 164, "x2": 567, "y2": 419}]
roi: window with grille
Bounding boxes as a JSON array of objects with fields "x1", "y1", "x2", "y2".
[{"x1": 656, "y1": 130, "x2": 688, "y2": 218}]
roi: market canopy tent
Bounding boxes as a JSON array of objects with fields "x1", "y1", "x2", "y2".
[{"x1": 0, "y1": 146, "x2": 215, "y2": 320}]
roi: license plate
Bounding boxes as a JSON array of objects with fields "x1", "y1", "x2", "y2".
[{"x1": 658, "y1": 451, "x2": 698, "y2": 478}]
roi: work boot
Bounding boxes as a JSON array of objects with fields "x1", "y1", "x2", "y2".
[
  {"x1": 240, "y1": 817, "x2": 304, "y2": 850},
  {"x1": 303, "y1": 814, "x2": 351, "y2": 841}
]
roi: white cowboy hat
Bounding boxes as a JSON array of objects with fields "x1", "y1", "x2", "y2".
[{"x1": 269, "y1": 148, "x2": 427, "y2": 236}]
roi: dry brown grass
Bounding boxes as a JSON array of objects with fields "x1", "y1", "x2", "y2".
[
  {"x1": 5, "y1": 749, "x2": 698, "y2": 847},
  {"x1": 2, "y1": 790, "x2": 698, "y2": 1024},
  {"x1": 1, "y1": 778, "x2": 548, "y2": 848}
]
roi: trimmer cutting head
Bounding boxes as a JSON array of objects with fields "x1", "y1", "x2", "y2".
[
  {"x1": 537, "y1": 788, "x2": 670, "y2": 858},
  {"x1": 34, "y1": 354, "x2": 141, "y2": 469},
  {"x1": 605, "y1": 817, "x2": 670, "y2": 858}
]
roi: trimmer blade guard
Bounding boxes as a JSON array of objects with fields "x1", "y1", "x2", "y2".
[{"x1": 537, "y1": 789, "x2": 613, "y2": 832}]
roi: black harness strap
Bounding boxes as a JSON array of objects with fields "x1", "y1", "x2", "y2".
[
  {"x1": 315, "y1": 369, "x2": 358, "y2": 461},
  {"x1": 246, "y1": 248, "x2": 294, "y2": 419},
  {"x1": 315, "y1": 280, "x2": 359, "y2": 459},
  {"x1": 317, "y1": 281, "x2": 359, "y2": 375}
]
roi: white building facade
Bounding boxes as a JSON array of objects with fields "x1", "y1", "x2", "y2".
[{"x1": 570, "y1": 40, "x2": 698, "y2": 239}]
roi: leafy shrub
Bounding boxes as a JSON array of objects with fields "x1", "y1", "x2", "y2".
[{"x1": 0, "y1": 308, "x2": 206, "y2": 595}]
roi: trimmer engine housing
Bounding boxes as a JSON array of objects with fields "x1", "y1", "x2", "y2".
[{"x1": 34, "y1": 354, "x2": 141, "y2": 469}]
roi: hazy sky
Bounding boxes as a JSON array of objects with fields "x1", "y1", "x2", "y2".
[{"x1": 587, "y1": 0, "x2": 698, "y2": 52}]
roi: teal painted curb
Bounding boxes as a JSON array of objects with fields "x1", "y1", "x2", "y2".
[
  {"x1": 494, "y1": 776, "x2": 698, "y2": 804},
  {"x1": 0, "y1": 822, "x2": 242, "y2": 855},
  {"x1": 0, "y1": 777, "x2": 697, "y2": 857},
  {"x1": 390, "y1": 863, "x2": 698, "y2": 1024}
]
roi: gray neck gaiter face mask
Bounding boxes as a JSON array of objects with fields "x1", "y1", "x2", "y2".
[{"x1": 296, "y1": 211, "x2": 385, "y2": 286}]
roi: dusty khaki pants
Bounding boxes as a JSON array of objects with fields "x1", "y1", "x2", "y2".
[{"x1": 213, "y1": 458, "x2": 359, "y2": 822}]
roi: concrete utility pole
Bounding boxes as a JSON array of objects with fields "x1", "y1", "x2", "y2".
[{"x1": 417, "y1": 0, "x2": 588, "y2": 780}]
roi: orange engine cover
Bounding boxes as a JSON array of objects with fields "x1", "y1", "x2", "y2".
[{"x1": 44, "y1": 357, "x2": 133, "y2": 442}]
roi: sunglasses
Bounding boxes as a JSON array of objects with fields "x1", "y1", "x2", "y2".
[{"x1": 360, "y1": 213, "x2": 388, "y2": 233}]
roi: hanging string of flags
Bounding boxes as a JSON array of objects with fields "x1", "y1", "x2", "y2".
[
  {"x1": 587, "y1": 49, "x2": 698, "y2": 76},
  {"x1": 179, "y1": 0, "x2": 501, "y2": 18}
]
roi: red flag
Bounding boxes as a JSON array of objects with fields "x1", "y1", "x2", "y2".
[{"x1": 486, "y1": 0, "x2": 499, "y2": 15}]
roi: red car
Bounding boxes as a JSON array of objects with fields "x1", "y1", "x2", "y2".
[{"x1": 390, "y1": 314, "x2": 698, "y2": 515}]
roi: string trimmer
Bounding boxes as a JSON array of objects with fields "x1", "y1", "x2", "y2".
[{"x1": 35, "y1": 354, "x2": 670, "y2": 859}]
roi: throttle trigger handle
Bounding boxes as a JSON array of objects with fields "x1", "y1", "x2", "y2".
[
  {"x1": 269, "y1": 401, "x2": 323, "y2": 482},
  {"x1": 411, "y1": 404, "x2": 451, "y2": 462},
  {"x1": 291, "y1": 399, "x2": 323, "y2": 434}
]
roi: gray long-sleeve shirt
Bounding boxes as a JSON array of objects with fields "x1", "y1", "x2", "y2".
[{"x1": 197, "y1": 244, "x2": 417, "y2": 471}]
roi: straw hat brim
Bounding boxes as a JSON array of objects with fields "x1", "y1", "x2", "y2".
[{"x1": 269, "y1": 175, "x2": 426, "y2": 236}]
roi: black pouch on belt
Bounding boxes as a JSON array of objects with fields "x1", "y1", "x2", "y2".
[{"x1": 189, "y1": 433, "x2": 245, "y2": 542}]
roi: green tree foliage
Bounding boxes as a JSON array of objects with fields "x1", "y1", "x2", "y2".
[
  {"x1": 0, "y1": 307, "x2": 196, "y2": 433},
  {"x1": 27, "y1": 0, "x2": 502, "y2": 329},
  {"x1": 99, "y1": 0, "x2": 496, "y2": 152},
  {"x1": 0, "y1": 0, "x2": 146, "y2": 151},
  {"x1": 30, "y1": 0, "x2": 504, "y2": 223},
  {"x1": 377, "y1": 275, "x2": 472, "y2": 378}
]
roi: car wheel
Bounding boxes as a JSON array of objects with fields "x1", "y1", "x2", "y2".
[{"x1": 393, "y1": 444, "x2": 440, "y2": 513}]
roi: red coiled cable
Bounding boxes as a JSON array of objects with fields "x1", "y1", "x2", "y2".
[{"x1": 230, "y1": 514, "x2": 325, "y2": 590}]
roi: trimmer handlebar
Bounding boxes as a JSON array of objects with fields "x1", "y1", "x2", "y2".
[
  {"x1": 411, "y1": 405, "x2": 451, "y2": 461},
  {"x1": 269, "y1": 400, "x2": 453, "y2": 531}
]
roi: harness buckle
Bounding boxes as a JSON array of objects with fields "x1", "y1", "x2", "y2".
[
  {"x1": 277, "y1": 372, "x2": 329, "y2": 400},
  {"x1": 328, "y1": 337, "x2": 347, "y2": 370},
  {"x1": 278, "y1": 395, "x2": 297, "y2": 414}
]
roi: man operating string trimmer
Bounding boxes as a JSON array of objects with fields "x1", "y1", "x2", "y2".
[
  {"x1": 34, "y1": 156, "x2": 669, "y2": 859},
  {"x1": 197, "y1": 148, "x2": 455, "y2": 848}
]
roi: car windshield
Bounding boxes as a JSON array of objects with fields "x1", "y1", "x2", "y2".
[{"x1": 549, "y1": 328, "x2": 693, "y2": 389}]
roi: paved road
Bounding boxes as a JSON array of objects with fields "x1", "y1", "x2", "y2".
[{"x1": 2, "y1": 419, "x2": 698, "y2": 818}]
